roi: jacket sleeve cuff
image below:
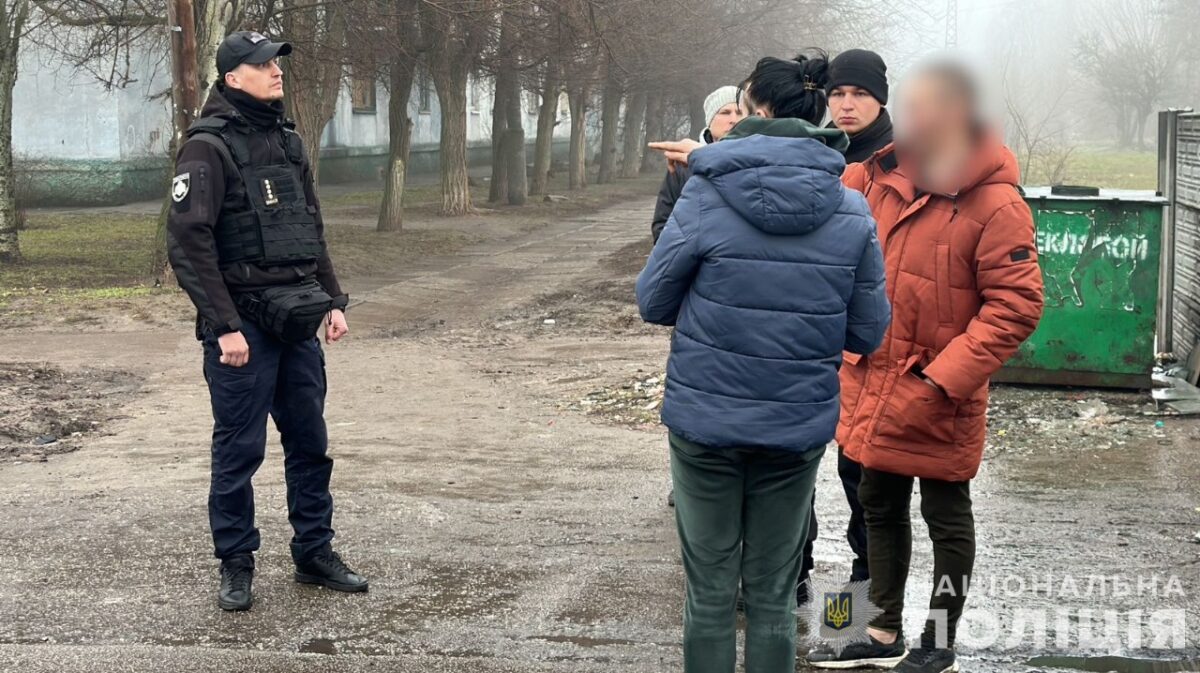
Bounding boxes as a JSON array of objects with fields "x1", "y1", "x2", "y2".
[
  {"x1": 330, "y1": 294, "x2": 349, "y2": 311},
  {"x1": 209, "y1": 315, "x2": 243, "y2": 336},
  {"x1": 921, "y1": 359, "x2": 979, "y2": 403}
]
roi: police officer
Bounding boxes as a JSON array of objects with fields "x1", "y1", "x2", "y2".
[{"x1": 167, "y1": 31, "x2": 367, "y2": 612}]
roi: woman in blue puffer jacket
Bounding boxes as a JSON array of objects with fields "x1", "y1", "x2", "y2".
[{"x1": 636, "y1": 53, "x2": 890, "y2": 673}]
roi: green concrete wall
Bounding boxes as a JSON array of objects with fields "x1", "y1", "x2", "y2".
[
  {"x1": 16, "y1": 158, "x2": 171, "y2": 208},
  {"x1": 17, "y1": 140, "x2": 571, "y2": 208}
]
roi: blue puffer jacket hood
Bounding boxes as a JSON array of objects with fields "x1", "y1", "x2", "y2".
[
  {"x1": 691, "y1": 133, "x2": 847, "y2": 236},
  {"x1": 636, "y1": 124, "x2": 890, "y2": 453}
]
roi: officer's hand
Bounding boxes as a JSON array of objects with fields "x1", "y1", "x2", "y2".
[
  {"x1": 326, "y1": 309, "x2": 349, "y2": 344},
  {"x1": 218, "y1": 331, "x2": 250, "y2": 367},
  {"x1": 647, "y1": 139, "x2": 702, "y2": 174}
]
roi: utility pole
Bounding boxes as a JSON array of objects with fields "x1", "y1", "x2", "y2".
[
  {"x1": 157, "y1": 0, "x2": 199, "y2": 281},
  {"x1": 167, "y1": 0, "x2": 201, "y2": 141},
  {"x1": 945, "y1": 0, "x2": 959, "y2": 49}
]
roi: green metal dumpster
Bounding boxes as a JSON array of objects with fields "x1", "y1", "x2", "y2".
[{"x1": 994, "y1": 187, "x2": 1167, "y2": 388}]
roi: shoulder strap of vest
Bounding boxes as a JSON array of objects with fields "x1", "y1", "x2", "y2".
[
  {"x1": 281, "y1": 122, "x2": 306, "y2": 165},
  {"x1": 188, "y1": 133, "x2": 240, "y2": 181},
  {"x1": 186, "y1": 116, "x2": 228, "y2": 137},
  {"x1": 188, "y1": 118, "x2": 253, "y2": 168}
]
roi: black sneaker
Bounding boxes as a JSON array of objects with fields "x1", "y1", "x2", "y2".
[
  {"x1": 218, "y1": 555, "x2": 254, "y2": 612},
  {"x1": 894, "y1": 646, "x2": 958, "y2": 673},
  {"x1": 807, "y1": 633, "x2": 908, "y2": 669},
  {"x1": 295, "y1": 549, "x2": 369, "y2": 593}
]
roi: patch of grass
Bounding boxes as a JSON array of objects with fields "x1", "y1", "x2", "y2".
[
  {"x1": 0, "y1": 211, "x2": 158, "y2": 291},
  {"x1": 325, "y1": 226, "x2": 478, "y2": 278},
  {"x1": 324, "y1": 185, "x2": 441, "y2": 209},
  {"x1": 1026, "y1": 150, "x2": 1158, "y2": 191}
]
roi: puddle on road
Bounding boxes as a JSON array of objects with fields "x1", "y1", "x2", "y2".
[
  {"x1": 1028, "y1": 655, "x2": 1200, "y2": 673},
  {"x1": 299, "y1": 637, "x2": 337, "y2": 655},
  {"x1": 529, "y1": 634, "x2": 638, "y2": 648}
]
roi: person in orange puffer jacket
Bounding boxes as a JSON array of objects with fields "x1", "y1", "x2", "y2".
[{"x1": 808, "y1": 60, "x2": 1044, "y2": 673}]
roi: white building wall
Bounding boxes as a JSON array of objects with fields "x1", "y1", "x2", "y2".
[{"x1": 14, "y1": 49, "x2": 124, "y2": 161}]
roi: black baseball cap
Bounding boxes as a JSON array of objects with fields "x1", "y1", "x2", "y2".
[{"x1": 217, "y1": 31, "x2": 292, "y2": 77}]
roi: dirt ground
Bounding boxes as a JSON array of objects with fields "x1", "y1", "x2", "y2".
[{"x1": 1, "y1": 193, "x2": 1198, "y2": 672}]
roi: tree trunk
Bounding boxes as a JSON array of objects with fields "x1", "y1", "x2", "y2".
[
  {"x1": 640, "y1": 92, "x2": 663, "y2": 175},
  {"x1": 488, "y1": 73, "x2": 510, "y2": 204},
  {"x1": 281, "y1": 0, "x2": 347, "y2": 189},
  {"x1": 597, "y1": 78, "x2": 620, "y2": 184},
  {"x1": 194, "y1": 0, "x2": 236, "y2": 93},
  {"x1": 568, "y1": 84, "x2": 588, "y2": 190},
  {"x1": 378, "y1": 61, "x2": 415, "y2": 232},
  {"x1": 0, "y1": 3, "x2": 26, "y2": 263},
  {"x1": 530, "y1": 67, "x2": 559, "y2": 196},
  {"x1": 502, "y1": 67, "x2": 526, "y2": 205},
  {"x1": 1116, "y1": 104, "x2": 1132, "y2": 150},
  {"x1": 688, "y1": 93, "x2": 706, "y2": 140},
  {"x1": 1134, "y1": 107, "x2": 1150, "y2": 152},
  {"x1": 433, "y1": 65, "x2": 473, "y2": 215},
  {"x1": 620, "y1": 89, "x2": 646, "y2": 179},
  {"x1": 503, "y1": 128, "x2": 527, "y2": 206},
  {"x1": 489, "y1": 11, "x2": 521, "y2": 204}
]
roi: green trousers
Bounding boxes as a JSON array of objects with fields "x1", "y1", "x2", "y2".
[{"x1": 669, "y1": 433, "x2": 825, "y2": 673}]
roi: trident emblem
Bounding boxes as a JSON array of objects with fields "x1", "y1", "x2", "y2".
[{"x1": 823, "y1": 592, "x2": 853, "y2": 630}]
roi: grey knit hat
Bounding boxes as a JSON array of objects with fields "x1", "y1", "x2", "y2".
[{"x1": 703, "y1": 86, "x2": 741, "y2": 128}]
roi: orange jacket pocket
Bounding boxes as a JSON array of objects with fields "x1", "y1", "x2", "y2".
[{"x1": 873, "y1": 370, "x2": 957, "y2": 450}]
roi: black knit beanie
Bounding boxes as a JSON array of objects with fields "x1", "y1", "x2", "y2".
[{"x1": 827, "y1": 49, "x2": 889, "y2": 105}]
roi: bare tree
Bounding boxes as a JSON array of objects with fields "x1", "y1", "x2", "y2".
[
  {"x1": 0, "y1": 0, "x2": 31, "y2": 262},
  {"x1": 1076, "y1": 0, "x2": 1175, "y2": 150},
  {"x1": 275, "y1": 0, "x2": 346, "y2": 186},
  {"x1": 619, "y1": 87, "x2": 645, "y2": 178},
  {"x1": 595, "y1": 69, "x2": 620, "y2": 184},
  {"x1": 486, "y1": 6, "x2": 528, "y2": 206},
  {"x1": 23, "y1": 0, "x2": 237, "y2": 275},
  {"x1": 528, "y1": 57, "x2": 559, "y2": 196},
  {"x1": 372, "y1": 0, "x2": 420, "y2": 232},
  {"x1": 417, "y1": 0, "x2": 493, "y2": 216},
  {"x1": 639, "y1": 90, "x2": 662, "y2": 174}
]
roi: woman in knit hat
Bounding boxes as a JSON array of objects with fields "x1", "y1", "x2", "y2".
[{"x1": 651, "y1": 86, "x2": 746, "y2": 243}]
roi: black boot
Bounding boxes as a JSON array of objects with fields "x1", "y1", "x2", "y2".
[
  {"x1": 295, "y1": 548, "x2": 369, "y2": 593},
  {"x1": 218, "y1": 555, "x2": 254, "y2": 612}
]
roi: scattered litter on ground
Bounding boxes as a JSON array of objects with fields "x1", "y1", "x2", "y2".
[
  {"x1": 981, "y1": 386, "x2": 1169, "y2": 455},
  {"x1": 1151, "y1": 373, "x2": 1200, "y2": 415},
  {"x1": 562, "y1": 372, "x2": 665, "y2": 428}
]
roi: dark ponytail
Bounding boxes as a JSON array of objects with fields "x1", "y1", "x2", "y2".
[{"x1": 745, "y1": 50, "x2": 830, "y2": 124}]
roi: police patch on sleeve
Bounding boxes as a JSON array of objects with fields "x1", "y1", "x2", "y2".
[{"x1": 172, "y1": 172, "x2": 191, "y2": 204}]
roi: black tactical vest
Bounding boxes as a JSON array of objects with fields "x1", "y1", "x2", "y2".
[{"x1": 186, "y1": 117, "x2": 323, "y2": 268}]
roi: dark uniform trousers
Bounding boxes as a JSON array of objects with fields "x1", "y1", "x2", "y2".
[{"x1": 202, "y1": 318, "x2": 334, "y2": 563}]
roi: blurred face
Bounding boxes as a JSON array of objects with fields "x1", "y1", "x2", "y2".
[
  {"x1": 896, "y1": 73, "x2": 971, "y2": 157},
  {"x1": 708, "y1": 102, "x2": 748, "y2": 141},
  {"x1": 225, "y1": 59, "x2": 285, "y2": 101},
  {"x1": 828, "y1": 85, "x2": 882, "y2": 135}
]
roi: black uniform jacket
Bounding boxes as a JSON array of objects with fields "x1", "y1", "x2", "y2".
[{"x1": 166, "y1": 86, "x2": 347, "y2": 335}]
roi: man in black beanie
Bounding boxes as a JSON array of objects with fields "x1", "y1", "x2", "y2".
[
  {"x1": 827, "y1": 49, "x2": 893, "y2": 164},
  {"x1": 797, "y1": 48, "x2": 894, "y2": 610}
]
